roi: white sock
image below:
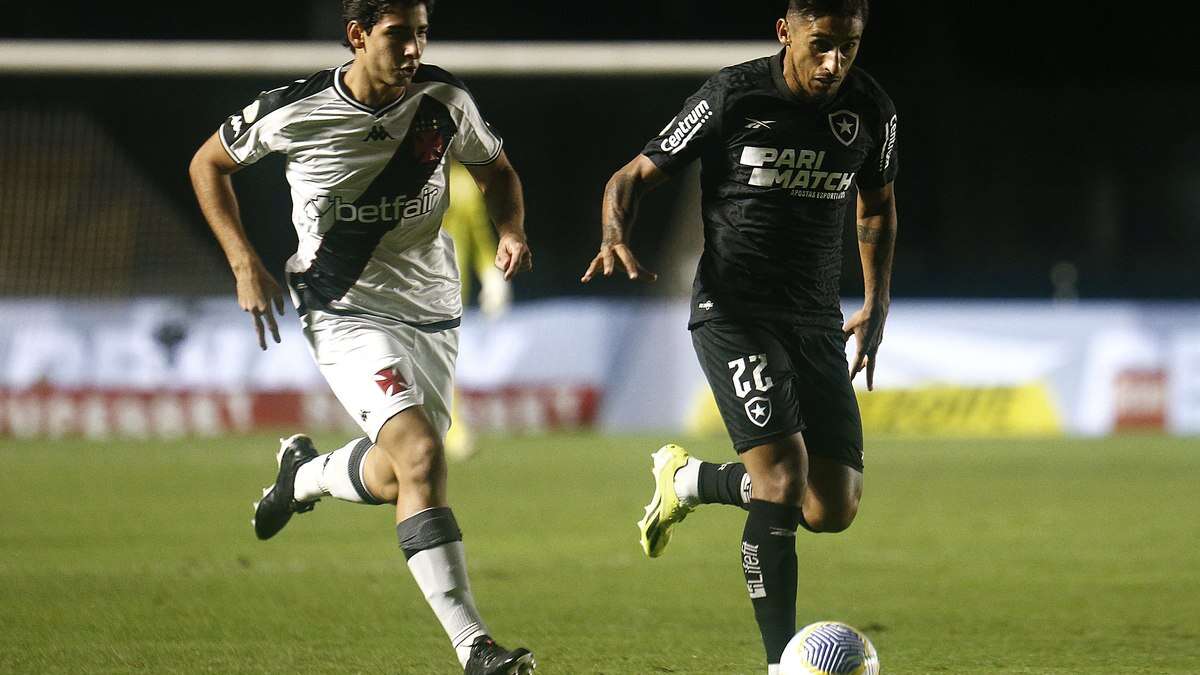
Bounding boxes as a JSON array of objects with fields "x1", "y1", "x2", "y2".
[
  {"x1": 407, "y1": 541, "x2": 490, "y2": 666},
  {"x1": 673, "y1": 457, "x2": 702, "y2": 504},
  {"x1": 768, "y1": 664, "x2": 780, "y2": 675},
  {"x1": 293, "y1": 437, "x2": 381, "y2": 504}
]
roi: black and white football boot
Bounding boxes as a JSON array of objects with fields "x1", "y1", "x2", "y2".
[
  {"x1": 251, "y1": 434, "x2": 319, "y2": 540},
  {"x1": 463, "y1": 635, "x2": 536, "y2": 675}
]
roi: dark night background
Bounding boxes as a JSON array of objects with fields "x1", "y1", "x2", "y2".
[{"x1": 4, "y1": 1, "x2": 1198, "y2": 300}]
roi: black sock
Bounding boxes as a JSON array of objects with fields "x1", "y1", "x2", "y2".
[
  {"x1": 742, "y1": 499, "x2": 801, "y2": 666},
  {"x1": 698, "y1": 461, "x2": 751, "y2": 510}
]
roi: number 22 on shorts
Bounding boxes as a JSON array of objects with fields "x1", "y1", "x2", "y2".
[{"x1": 728, "y1": 354, "x2": 774, "y2": 399}]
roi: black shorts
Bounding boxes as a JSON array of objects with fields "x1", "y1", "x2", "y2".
[{"x1": 690, "y1": 318, "x2": 864, "y2": 471}]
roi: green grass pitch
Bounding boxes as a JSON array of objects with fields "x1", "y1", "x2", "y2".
[{"x1": 1, "y1": 433, "x2": 1198, "y2": 674}]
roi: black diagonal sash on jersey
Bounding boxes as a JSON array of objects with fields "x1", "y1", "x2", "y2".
[{"x1": 301, "y1": 96, "x2": 459, "y2": 306}]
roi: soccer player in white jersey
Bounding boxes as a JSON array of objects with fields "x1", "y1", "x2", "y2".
[{"x1": 187, "y1": 1, "x2": 535, "y2": 673}]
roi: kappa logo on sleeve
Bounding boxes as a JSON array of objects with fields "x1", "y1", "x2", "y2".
[
  {"x1": 660, "y1": 100, "x2": 713, "y2": 155},
  {"x1": 227, "y1": 87, "x2": 281, "y2": 139},
  {"x1": 242, "y1": 99, "x2": 262, "y2": 125}
]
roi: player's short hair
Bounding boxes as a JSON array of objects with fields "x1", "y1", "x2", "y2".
[
  {"x1": 342, "y1": 0, "x2": 436, "y2": 49},
  {"x1": 786, "y1": 0, "x2": 869, "y2": 23}
]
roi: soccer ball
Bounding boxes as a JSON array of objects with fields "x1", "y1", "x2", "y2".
[{"x1": 779, "y1": 621, "x2": 880, "y2": 675}]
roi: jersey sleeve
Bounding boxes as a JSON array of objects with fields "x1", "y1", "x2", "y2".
[
  {"x1": 857, "y1": 93, "x2": 899, "y2": 189},
  {"x1": 450, "y1": 94, "x2": 504, "y2": 165},
  {"x1": 218, "y1": 89, "x2": 288, "y2": 166},
  {"x1": 640, "y1": 74, "x2": 726, "y2": 174}
]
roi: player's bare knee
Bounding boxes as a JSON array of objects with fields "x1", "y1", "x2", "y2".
[
  {"x1": 824, "y1": 507, "x2": 859, "y2": 533},
  {"x1": 398, "y1": 435, "x2": 446, "y2": 487},
  {"x1": 752, "y1": 466, "x2": 804, "y2": 506},
  {"x1": 374, "y1": 424, "x2": 444, "y2": 483},
  {"x1": 806, "y1": 498, "x2": 859, "y2": 533}
]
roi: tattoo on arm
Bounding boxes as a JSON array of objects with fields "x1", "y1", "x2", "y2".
[
  {"x1": 857, "y1": 223, "x2": 889, "y2": 245},
  {"x1": 602, "y1": 172, "x2": 638, "y2": 245}
]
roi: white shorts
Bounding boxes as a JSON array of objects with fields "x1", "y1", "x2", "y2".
[{"x1": 299, "y1": 307, "x2": 458, "y2": 442}]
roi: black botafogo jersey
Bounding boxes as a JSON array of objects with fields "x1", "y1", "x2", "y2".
[{"x1": 642, "y1": 51, "x2": 899, "y2": 331}]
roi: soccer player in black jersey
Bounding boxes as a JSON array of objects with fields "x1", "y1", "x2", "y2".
[{"x1": 582, "y1": 1, "x2": 897, "y2": 671}]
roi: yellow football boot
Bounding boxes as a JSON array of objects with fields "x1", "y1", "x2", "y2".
[{"x1": 636, "y1": 443, "x2": 695, "y2": 558}]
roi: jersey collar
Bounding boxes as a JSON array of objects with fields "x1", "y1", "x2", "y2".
[{"x1": 333, "y1": 62, "x2": 409, "y2": 117}]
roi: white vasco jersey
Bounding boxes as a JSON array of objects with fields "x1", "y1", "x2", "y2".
[{"x1": 219, "y1": 62, "x2": 502, "y2": 325}]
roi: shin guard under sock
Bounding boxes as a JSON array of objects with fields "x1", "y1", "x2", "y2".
[{"x1": 741, "y1": 499, "x2": 802, "y2": 666}]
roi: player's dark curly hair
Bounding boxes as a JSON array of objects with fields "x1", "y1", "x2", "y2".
[
  {"x1": 786, "y1": 0, "x2": 868, "y2": 23},
  {"x1": 342, "y1": 0, "x2": 436, "y2": 49}
]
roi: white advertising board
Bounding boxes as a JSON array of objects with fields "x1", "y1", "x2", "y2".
[{"x1": 1, "y1": 299, "x2": 1197, "y2": 437}]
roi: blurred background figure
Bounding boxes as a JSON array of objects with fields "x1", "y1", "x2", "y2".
[{"x1": 443, "y1": 159, "x2": 512, "y2": 461}]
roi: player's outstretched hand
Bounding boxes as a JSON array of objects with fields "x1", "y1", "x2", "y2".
[
  {"x1": 234, "y1": 260, "x2": 286, "y2": 351},
  {"x1": 843, "y1": 303, "x2": 888, "y2": 391},
  {"x1": 580, "y1": 242, "x2": 658, "y2": 283},
  {"x1": 495, "y1": 232, "x2": 533, "y2": 281}
]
